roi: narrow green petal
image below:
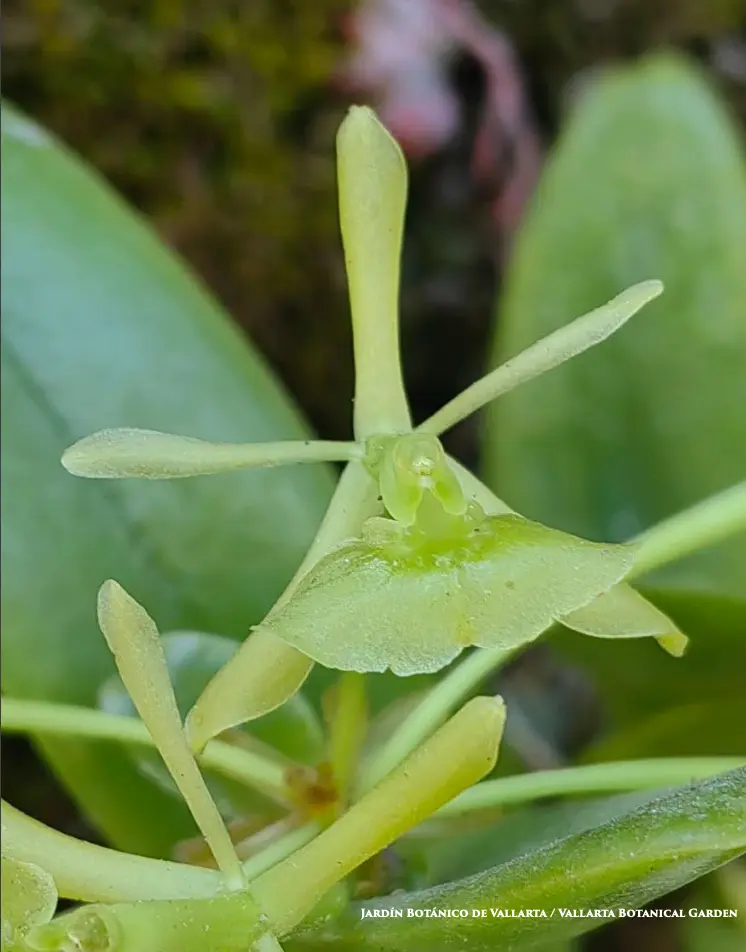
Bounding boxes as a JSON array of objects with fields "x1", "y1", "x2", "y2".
[
  {"x1": 62, "y1": 427, "x2": 357, "y2": 478},
  {"x1": 97, "y1": 580, "x2": 243, "y2": 887},
  {"x1": 421, "y1": 280, "x2": 664, "y2": 436},
  {"x1": 326, "y1": 673, "x2": 368, "y2": 803},
  {"x1": 185, "y1": 630, "x2": 313, "y2": 753},
  {"x1": 337, "y1": 107, "x2": 411, "y2": 438},
  {"x1": 562, "y1": 582, "x2": 689, "y2": 657},
  {"x1": 437, "y1": 757, "x2": 745, "y2": 818}
]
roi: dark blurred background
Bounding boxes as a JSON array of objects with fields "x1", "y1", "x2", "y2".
[
  {"x1": 3, "y1": 1, "x2": 746, "y2": 947},
  {"x1": 5, "y1": 1, "x2": 744, "y2": 460}
]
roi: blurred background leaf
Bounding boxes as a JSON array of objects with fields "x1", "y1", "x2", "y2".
[
  {"x1": 1, "y1": 105, "x2": 333, "y2": 856},
  {"x1": 484, "y1": 53, "x2": 746, "y2": 594},
  {"x1": 482, "y1": 53, "x2": 746, "y2": 757}
]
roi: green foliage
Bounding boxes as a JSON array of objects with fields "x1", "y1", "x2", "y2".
[
  {"x1": 3, "y1": 76, "x2": 746, "y2": 952},
  {"x1": 483, "y1": 53, "x2": 746, "y2": 760},
  {"x1": 1, "y1": 102, "x2": 332, "y2": 855},
  {"x1": 290, "y1": 769, "x2": 746, "y2": 951},
  {"x1": 484, "y1": 53, "x2": 746, "y2": 595}
]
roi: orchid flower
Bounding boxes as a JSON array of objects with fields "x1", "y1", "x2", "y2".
[{"x1": 62, "y1": 107, "x2": 687, "y2": 756}]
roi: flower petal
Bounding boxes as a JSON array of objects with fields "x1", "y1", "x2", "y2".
[
  {"x1": 62, "y1": 427, "x2": 356, "y2": 478},
  {"x1": 263, "y1": 515, "x2": 637, "y2": 675},
  {"x1": 185, "y1": 630, "x2": 314, "y2": 754},
  {"x1": 338, "y1": 106, "x2": 411, "y2": 437},
  {"x1": 97, "y1": 580, "x2": 243, "y2": 885},
  {"x1": 562, "y1": 582, "x2": 688, "y2": 657},
  {"x1": 421, "y1": 280, "x2": 663, "y2": 436}
]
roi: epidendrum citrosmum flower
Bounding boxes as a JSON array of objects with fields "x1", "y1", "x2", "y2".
[
  {"x1": 11, "y1": 103, "x2": 746, "y2": 952},
  {"x1": 62, "y1": 106, "x2": 687, "y2": 755}
]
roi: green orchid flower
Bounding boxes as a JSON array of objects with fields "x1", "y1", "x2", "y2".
[
  {"x1": 6, "y1": 104, "x2": 746, "y2": 952},
  {"x1": 62, "y1": 106, "x2": 687, "y2": 752}
]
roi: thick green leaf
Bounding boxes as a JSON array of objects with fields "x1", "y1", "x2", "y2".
[
  {"x1": 289, "y1": 769, "x2": 746, "y2": 951},
  {"x1": 414, "y1": 790, "x2": 668, "y2": 887},
  {"x1": 483, "y1": 53, "x2": 746, "y2": 598},
  {"x1": 0, "y1": 104, "x2": 333, "y2": 854}
]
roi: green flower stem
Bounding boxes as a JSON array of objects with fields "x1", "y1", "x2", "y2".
[
  {"x1": 337, "y1": 107, "x2": 412, "y2": 439},
  {"x1": 631, "y1": 480, "x2": 746, "y2": 577},
  {"x1": 242, "y1": 822, "x2": 320, "y2": 881},
  {"x1": 251, "y1": 696, "x2": 506, "y2": 936},
  {"x1": 358, "y1": 647, "x2": 516, "y2": 794},
  {"x1": 1, "y1": 801, "x2": 221, "y2": 903},
  {"x1": 1, "y1": 698, "x2": 290, "y2": 805},
  {"x1": 419, "y1": 281, "x2": 663, "y2": 437},
  {"x1": 327, "y1": 673, "x2": 368, "y2": 804},
  {"x1": 435, "y1": 757, "x2": 746, "y2": 819},
  {"x1": 27, "y1": 894, "x2": 268, "y2": 952}
]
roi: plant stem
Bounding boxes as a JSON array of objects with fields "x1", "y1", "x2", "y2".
[
  {"x1": 326, "y1": 673, "x2": 368, "y2": 805},
  {"x1": 435, "y1": 757, "x2": 746, "y2": 818},
  {"x1": 242, "y1": 822, "x2": 320, "y2": 880},
  {"x1": 631, "y1": 480, "x2": 746, "y2": 577},
  {"x1": 252, "y1": 696, "x2": 505, "y2": 936},
  {"x1": 2, "y1": 698, "x2": 290, "y2": 805},
  {"x1": 27, "y1": 893, "x2": 268, "y2": 952},
  {"x1": 419, "y1": 281, "x2": 663, "y2": 436},
  {"x1": 1, "y1": 801, "x2": 222, "y2": 903},
  {"x1": 359, "y1": 646, "x2": 516, "y2": 794}
]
